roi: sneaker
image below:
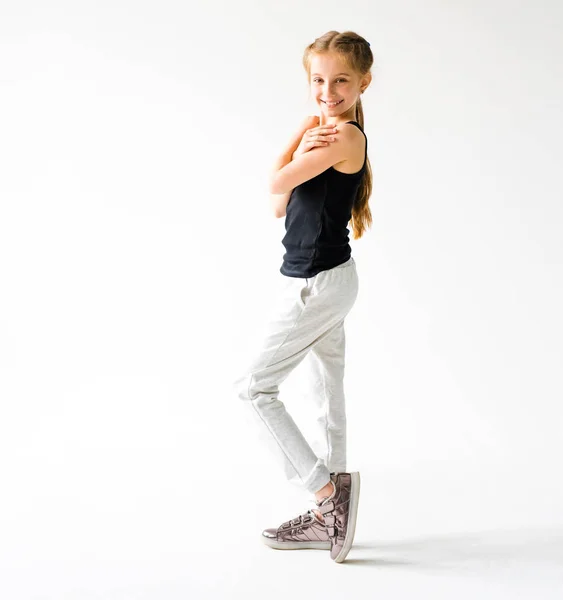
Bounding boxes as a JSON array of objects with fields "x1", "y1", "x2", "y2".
[
  {"x1": 261, "y1": 508, "x2": 331, "y2": 550},
  {"x1": 316, "y1": 471, "x2": 361, "y2": 562}
]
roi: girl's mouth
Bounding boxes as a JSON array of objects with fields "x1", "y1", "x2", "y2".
[{"x1": 322, "y1": 99, "x2": 343, "y2": 107}]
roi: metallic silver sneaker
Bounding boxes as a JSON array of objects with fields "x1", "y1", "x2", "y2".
[
  {"x1": 316, "y1": 471, "x2": 361, "y2": 562},
  {"x1": 261, "y1": 508, "x2": 331, "y2": 550}
]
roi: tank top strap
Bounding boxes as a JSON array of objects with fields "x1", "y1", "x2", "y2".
[
  {"x1": 344, "y1": 120, "x2": 367, "y2": 143},
  {"x1": 344, "y1": 120, "x2": 363, "y2": 130}
]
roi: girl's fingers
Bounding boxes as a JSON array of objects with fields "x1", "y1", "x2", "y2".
[{"x1": 312, "y1": 134, "x2": 336, "y2": 142}]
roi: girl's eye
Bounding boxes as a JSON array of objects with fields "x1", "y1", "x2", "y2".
[{"x1": 313, "y1": 78, "x2": 347, "y2": 83}]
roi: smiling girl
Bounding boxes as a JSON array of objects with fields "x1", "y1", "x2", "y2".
[{"x1": 234, "y1": 30, "x2": 374, "y2": 563}]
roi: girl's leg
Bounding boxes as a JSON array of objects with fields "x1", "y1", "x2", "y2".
[
  {"x1": 234, "y1": 259, "x2": 358, "y2": 496},
  {"x1": 234, "y1": 281, "x2": 337, "y2": 495},
  {"x1": 308, "y1": 318, "x2": 348, "y2": 476}
]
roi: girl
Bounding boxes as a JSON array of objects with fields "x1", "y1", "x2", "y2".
[{"x1": 234, "y1": 30, "x2": 373, "y2": 563}]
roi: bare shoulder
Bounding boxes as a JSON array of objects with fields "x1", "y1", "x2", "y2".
[{"x1": 331, "y1": 122, "x2": 366, "y2": 174}]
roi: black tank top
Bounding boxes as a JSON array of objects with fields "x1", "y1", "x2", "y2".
[{"x1": 280, "y1": 120, "x2": 367, "y2": 278}]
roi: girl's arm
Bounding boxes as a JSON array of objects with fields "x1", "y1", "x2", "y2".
[
  {"x1": 271, "y1": 129, "x2": 304, "y2": 174},
  {"x1": 270, "y1": 129, "x2": 304, "y2": 218},
  {"x1": 269, "y1": 124, "x2": 355, "y2": 195},
  {"x1": 270, "y1": 190, "x2": 292, "y2": 219}
]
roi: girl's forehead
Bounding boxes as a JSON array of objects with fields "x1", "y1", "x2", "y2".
[{"x1": 310, "y1": 54, "x2": 352, "y2": 75}]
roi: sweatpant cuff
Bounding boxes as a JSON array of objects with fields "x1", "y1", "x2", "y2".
[{"x1": 302, "y1": 458, "x2": 332, "y2": 495}]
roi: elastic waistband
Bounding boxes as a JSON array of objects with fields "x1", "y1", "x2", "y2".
[{"x1": 334, "y1": 257, "x2": 355, "y2": 269}]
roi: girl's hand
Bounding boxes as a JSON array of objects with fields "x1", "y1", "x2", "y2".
[
  {"x1": 298, "y1": 114, "x2": 320, "y2": 132},
  {"x1": 293, "y1": 122, "x2": 339, "y2": 158}
]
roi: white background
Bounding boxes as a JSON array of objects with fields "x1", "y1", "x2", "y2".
[{"x1": 1, "y1": 1, "x2": 562, "y2": 598}]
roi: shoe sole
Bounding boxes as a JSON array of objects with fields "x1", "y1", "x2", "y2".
[
  {"x1": 261, "y1": 536, "x2": 331, "y2": 550},
  {"x1": 333, "y1": 471, "x2": 361, "y2": 563}
]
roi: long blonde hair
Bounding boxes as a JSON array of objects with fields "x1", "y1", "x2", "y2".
[{"x1": 303, "y1": 31, "x2": 374, "y2": 239}]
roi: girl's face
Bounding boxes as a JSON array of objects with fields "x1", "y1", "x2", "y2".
[{"x1": 309, "y1": 53, "x2": 366, "y2": 122}]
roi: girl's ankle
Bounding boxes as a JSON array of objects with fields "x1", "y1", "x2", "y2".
[{"x1": 314, "y1": 480, "x2": 335, "y2": 503}]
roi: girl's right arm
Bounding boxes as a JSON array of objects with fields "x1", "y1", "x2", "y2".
[
  {"x1": 269, "y1": 129, "x2": 305, "y2": 218},
  {"x1": 271, "y1": 190, "x2": 292, "y2": 218},
  {"x1": 270, "y1": 117, "x2": 336, "y2": 218}
]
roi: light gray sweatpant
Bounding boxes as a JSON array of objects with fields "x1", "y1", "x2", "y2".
[{"x1": 233, "y1": 256, "x2": 359, "y2": 495}]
